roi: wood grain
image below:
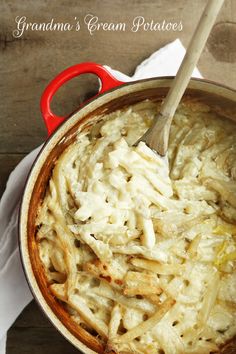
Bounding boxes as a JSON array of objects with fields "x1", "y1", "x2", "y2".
[
  {"x1": 0, "y1": 0, "x2": 235, "y2": 353},
  {"x1": 6, "y1": 302, "x2": 80, "y2": 354}
]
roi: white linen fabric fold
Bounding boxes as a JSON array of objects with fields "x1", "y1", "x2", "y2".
[{"x1": 0, "y1": 39, "x2": 202, "y2": 353}]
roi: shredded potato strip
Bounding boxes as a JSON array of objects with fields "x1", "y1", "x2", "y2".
[
  {"x1": 123, "y1": 271, "x2": 162, "y2": 296},
  {"x1": 111, "y1": 244, "x2": 168, "y2": 262},
  {"x1": 50, "y1": 283, "x2": 109, "y2": 338},
  {"x1": 77, "y1": 232, "x2": 112, "y2": 262},
  {"x1": 113, "y1": 298, "x2": 175, "y2": 343},
  {"x1": 187, "y1": 234, "x2": 202, "y2": 258},
  {"x1": 130, "y1": 258, "x2": 186, "y2": 275},
  {"x1": 82, "y1": 136, "x2": 116, "y2": 188},
  {"x1": 69, "y1": 294, "x2": 108, "y2": 338},
  {"x1": 108, "y1": 304, "x2": 122, "y2": 339},
  {"x1": 93, "y1": 284, "x2": 156, "y2": 315},
  {"x1": 198, "y1": 271, "x2": 220, "y2": 326}
]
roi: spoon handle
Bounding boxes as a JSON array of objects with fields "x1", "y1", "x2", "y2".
[{"x1": 144, "y1": 0, "x2": 224, "y2": 156}]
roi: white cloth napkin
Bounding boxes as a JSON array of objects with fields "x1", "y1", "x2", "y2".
[{"x1": 0, "y1": 38, "x2": 202, "y2": 353}]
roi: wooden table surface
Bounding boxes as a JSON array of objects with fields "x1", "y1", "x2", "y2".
[{"x1": 1, "y1": 0, "x2": 236, "y2": 353}]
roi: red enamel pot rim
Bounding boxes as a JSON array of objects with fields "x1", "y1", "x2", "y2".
[{"x1": 19, "y1": 62, "x2": 236, "y2": 354}]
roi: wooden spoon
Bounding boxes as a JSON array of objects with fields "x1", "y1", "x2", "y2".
[{"x1": 137, "y1": 0, "x2": 224, "y2": 156}]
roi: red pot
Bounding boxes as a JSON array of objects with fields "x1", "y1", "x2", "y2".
[{"x1": 19, "y1": 62, "x2": 236, "y2": 354}]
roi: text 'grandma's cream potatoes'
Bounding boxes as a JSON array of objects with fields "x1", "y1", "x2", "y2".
[{"x1": 36, "y1": 100, "x2": 236, "y2": 354}]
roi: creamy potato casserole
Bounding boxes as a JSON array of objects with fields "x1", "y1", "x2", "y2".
[{"x1": 36, "y1": 100, "x2": 236, "y2": 354}]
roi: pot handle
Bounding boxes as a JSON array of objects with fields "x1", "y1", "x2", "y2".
[{"x1": 40, "y1": 62, "x2": 124, "y2": 136}]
